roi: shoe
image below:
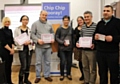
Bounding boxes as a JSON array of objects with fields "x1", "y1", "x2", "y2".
[
  {"x1": 24, "y1": 80, "x2": 31, "y2": 84},
  {"x1": 79, "y1": 76, "x2": 84, "y2": 81},
  {"x1": 24, "y1": 73, "x2": 31, "y2": 84},
  {"x1": 59, "y1": 76, "x2": 64, "y2": 81},
  {"x1": 34, "y1": 78, "x2": 41, "y2": 83},
  {"x1": 67, "y1": 75, "x2": 72, "y2": 80},
  {"x1": 45, "y1": 77, "x2": 53, "y2": 82},
  {"x1": 19, "y1": 75, "x2": 24, "y2": 84}
]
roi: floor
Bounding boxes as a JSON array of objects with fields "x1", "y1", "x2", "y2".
[{"x1": 11, "y1": 65, "x2": 110, "y2": 84}]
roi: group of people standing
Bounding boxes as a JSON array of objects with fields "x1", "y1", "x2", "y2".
[{"x1": 0, "y1": 5, "x2": 119, "y2": 84}]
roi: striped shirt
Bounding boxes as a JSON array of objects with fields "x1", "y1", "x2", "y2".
[{"x1": 81, "y1": 22, "x2": 96, "y2": 37}]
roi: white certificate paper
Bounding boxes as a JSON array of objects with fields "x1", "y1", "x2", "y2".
[
  {"x1": 65, "y1": 40, "x2": 70, "y2": 45},
  {"x1": 15, "y1": 33, "x2": 30, "y2": 45},
  {"x1": 41, "y1": 34, "x2": 53, "y2": 43},
  {"x1": 98, "y1": 34, "x2": 105, "y2": 41},
  {"x1": 79, "y1": 37, "x2": 92, "y2": 48}
]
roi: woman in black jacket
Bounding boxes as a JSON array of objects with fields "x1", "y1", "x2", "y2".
[
  {"x1": 0, "y1": 17, "x2": 15, "y2": 84},
  {"x1": 73, "y1": 16, "x2": 84, "y2": 81}
]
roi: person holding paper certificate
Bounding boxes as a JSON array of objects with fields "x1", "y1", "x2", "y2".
[
  {"x1": 94, "y1": 5, "x2": 120, "y2": 84},
  {"x1": 14, "y1": 15, "x2": 33, "y2": 84},
  {"x1": 73, "y1": 16, "x2": 84, "y2": 81},
  {"x1": 55, "y1": 15, "x2": 74, "y2": 81},
  {"x1": 76, "y1": 11, "x2": 97, "y2": 84},
  {"x1": 31, "y1": 10, "x2": 54, "y2": 83},
  {"x1": 0, "y1": 17, "x2": 15, "y2": 84}
]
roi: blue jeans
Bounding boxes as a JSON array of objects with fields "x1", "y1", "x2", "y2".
[
  {"x1": 35, "y1": 47, "x2": 52, "y2": 78},
  {"x1": 59, "y1": 51, "x2": 72, "y2": 76},
  {"x1": 19, "y1": 48, "x2": 33, "y2": 76}
]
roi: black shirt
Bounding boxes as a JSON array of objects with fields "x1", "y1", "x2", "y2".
[
  {"x1": 74, "y1": 27, "x2": 81, "y2": 43},
  {"x1": 2, "y1": 26, "x2": 14, "y2": 48},
  {"x1": 94, "y1": 16, "x2": 120, "y2": 52},
  {"x1": 21, "y1": 29, "x2": 28, "y2": 49},
  {"x1": 0, "y1": 29, "x2": 7, "y2": 57}
]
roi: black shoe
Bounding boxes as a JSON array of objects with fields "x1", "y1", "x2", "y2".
[
  {"x1": 24, "y1": 73, "x2": 31, "y2": 84},
  {"x1": 24, "y1": 79, "x2": 31, "y2": 84},
  {"x1": 84, "y1": 83, "x2": 89, "y2": 84},
  {"x1": 72, "y1": 64, "x2": 78, "y2": 68},
  {"x1": 59, "y1": 76, "x2": 64, "y2": 81},
  {"x1": 67, "y1": 75, "x2": 72, "y2": 80},
  {"x1": 19, "y1": 75, "x2": 24, "y2": 84},
  {"x1": 79, "y1": 76, "x2": 84, "y2": 81}
]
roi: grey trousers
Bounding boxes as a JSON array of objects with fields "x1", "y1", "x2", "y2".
[{"x1": 82, "y1": 50, "x2": 96, "y2": 84}]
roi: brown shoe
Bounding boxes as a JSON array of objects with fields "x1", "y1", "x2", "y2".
[
  {"x1": 45, "y1": 77, "x2": 53, "y2": 82},
  {"x1": 34, "y1": 78, "x2": 41, "y2": 83}
]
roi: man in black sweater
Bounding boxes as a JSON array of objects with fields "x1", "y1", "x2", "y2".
[{"x1": 94, "y1": 5, "x2": 120, "y2": 84}]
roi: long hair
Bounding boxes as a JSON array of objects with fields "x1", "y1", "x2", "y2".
[{"x1": 76, "y1": 16, "x2": 84, "y2": 27}]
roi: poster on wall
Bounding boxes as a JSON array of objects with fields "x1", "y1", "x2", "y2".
[
  {"x1": 42, "y1": 2, "x2": 69, "y2": 20},
  {"x1": 42, "y1": 2, "x2": 70, "y2": 24}
]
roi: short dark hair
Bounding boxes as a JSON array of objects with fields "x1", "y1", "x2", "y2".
[
  {"x1": 104, "y1": 5, "x2": 113, "y2": 11},
  {"x1": 62, "y1": 15, "x2": 70, "y2": 21},
  {"x1": 20, "y1": 15, "x2": 29, "y2": 22},
  {"x1": 84, "y1": 11, "x2": 92, "y2": 16}
]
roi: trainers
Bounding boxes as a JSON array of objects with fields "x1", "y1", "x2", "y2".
[
  {"x1": 45, "y1": 77, "x2": 53, "y2": 82},
  {"x1": 34, "y1": 78, "x2": 41, "y2": 83}
]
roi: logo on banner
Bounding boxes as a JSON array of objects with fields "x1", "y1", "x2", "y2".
[{"x1": 42, "y1": 3, "x2": 70, "y2": 20}]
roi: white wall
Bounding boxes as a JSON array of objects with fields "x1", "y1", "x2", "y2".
[
  {"x1": 29, "y1": 0, "x2": 101, "y2": 28},
  {"x1": 0, "y1": 0, "x2": 20, "y2": 10}
]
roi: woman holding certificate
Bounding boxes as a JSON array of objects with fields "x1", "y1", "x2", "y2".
[
  {"x1": 14, "y1": 15, "x2": 33, "y2": 84},
  {"x1": 0, "y1": 17, "x2": 14, "y2": 84},
  {"x1": 55, "y1": 15, "x2": 74, "y2": 81},
  {"x1": 73, "y1": 16, "x2": 84, "y2": 81}
]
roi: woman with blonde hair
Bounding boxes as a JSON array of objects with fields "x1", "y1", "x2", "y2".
[{"x1": 0, "y1": 17, "x2": 14, "y2": 84}]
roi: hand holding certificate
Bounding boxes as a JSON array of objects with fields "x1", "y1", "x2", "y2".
[
  {"x1": 41, "y1": 34, "x2": 54, "y2": 43},
  {"x1": 15, "y1": 33, "x2": 30, "y2": 45},
  {"x1": 79, "y1": 37, "x2": 92, "y2": 48},
  {"x1": 95, "y1": 33, "x2": 105, "y2": 41},
  {"x1": 98, "y1": 34, "x2": 105, "y2": 41}
]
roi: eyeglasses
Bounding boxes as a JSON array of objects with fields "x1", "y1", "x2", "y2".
[{"x1": 22, "y1": 19, "x2": 29, "y2": 21}]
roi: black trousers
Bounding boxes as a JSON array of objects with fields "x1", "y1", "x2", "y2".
[
  {"x1": 96, "y1": 51, "x2": 119, "y2": 84},
  {"x1": 2, "y1": 50, "x2": 13, "y2": 84},
  {"x1": 19, "y1": 49, "x2": 33, "y2": 76},
  {"x1": 59, "y1": 51, "x2": 72, "y2": 76}
]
